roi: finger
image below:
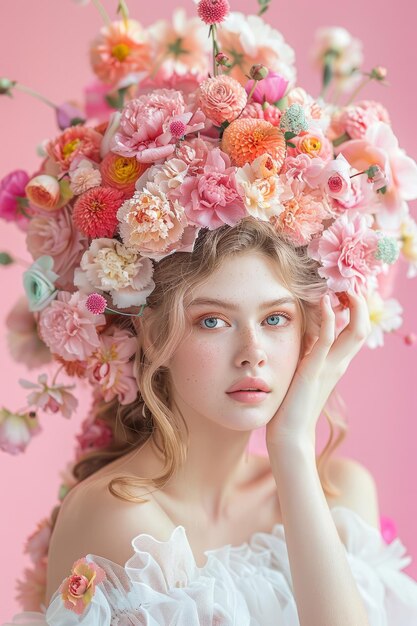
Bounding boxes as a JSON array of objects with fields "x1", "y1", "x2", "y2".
[
  {"x1": 329, "y1": 289, "x2": 370, "y2": 362},
  {"x1": 301, "y1": 294, "x2": 335, "y2": 371}
]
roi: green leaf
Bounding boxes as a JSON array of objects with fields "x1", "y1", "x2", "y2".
[
  {"x1": 257, "y1": 0, "x2": 272, "y2": 15},
  {"x1": 284, "y1": 131, "x2": 297, "y2": 141},
  {"x1": 0, "y1": 252, "x2": 14, "y2": 266},
  {"x1": 105, "y1": 86, "x2": 129, "y2": 110},
  {"x1": 286, "y1": 142, "x2": 296, "y2": 148},
  {"x1": 69, "y1": 117, "x2": 86, "y2": 127}
]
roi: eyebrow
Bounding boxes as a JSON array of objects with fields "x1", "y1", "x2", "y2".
[{"x1": 187, "y1": 297, "x2": 298, "y2": 311}]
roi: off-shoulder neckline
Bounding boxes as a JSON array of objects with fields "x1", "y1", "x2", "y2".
[{"x1": 85, "y1": 505, "x2": 382, "y2": 572}]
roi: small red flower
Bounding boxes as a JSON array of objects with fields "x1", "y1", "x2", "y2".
[
  {"x1": 73, "y1": 186, "x2": 125, "y2": 238},
  {"x1": 197, "y1": 0, "x2": 230, "y2": 25}
]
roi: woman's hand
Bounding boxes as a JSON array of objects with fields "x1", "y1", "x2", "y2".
[{"x1": 265, "y1": 287, "x2": 371, "y2": 451}]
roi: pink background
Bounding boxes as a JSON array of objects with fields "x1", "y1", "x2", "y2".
[{"x1": 1, "y1": 0, "x2": 416, "y2": 620}]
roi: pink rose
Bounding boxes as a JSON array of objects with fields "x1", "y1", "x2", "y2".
[
  {"x1": 307, "y1": 211, "x2": 382, "y2": 292},
  {"x1": 244, "y1": 70, "x2": 288, "y2": 105},
  {"x1": 175, "y1": 148, "x2": 246, "y2": 230},
  {"x1": 60, "y1": 558, "x2": 106, "y2": 615},
  {"x1": 198, "y1": 75, "x2": 247, "y2": 126},
  {"x1": 75, "y1": 417, "x2": 113, "y2": 460},
  {"x1": 288, "y1": 129, "x2": 333, "y2": 161},
  {"x1": 38, "y1": 291, "x2": 105, "y2": 362},
  {"x1": 26, "y1": 206, "x2": 88, "y2": 290}
]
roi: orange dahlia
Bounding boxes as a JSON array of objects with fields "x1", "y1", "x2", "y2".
[{"x1": 221, "y1": 118, "x2": 286, "y2": 168}]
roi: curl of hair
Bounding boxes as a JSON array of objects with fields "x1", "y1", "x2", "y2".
[{"x1": 73, "y1": 218, "x2": 347, "y2": 506}]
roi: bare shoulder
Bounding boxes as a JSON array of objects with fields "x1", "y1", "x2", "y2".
[
  {"x1": 45, "y1": 473, "x2": 175, "y2": 606},
  {"x1": 325, "y1": 455, "x2": 381, "y2": 530}
]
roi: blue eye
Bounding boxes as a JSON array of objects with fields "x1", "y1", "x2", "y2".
[
  {"x1": 201, "y1": 317, "x2": 221, "y2": 329},
  {"x1": 266, "y1": 314, "x2": 287, "y2": 326}
]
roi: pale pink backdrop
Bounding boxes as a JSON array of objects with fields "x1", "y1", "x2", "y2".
[{"x1": 1, "y1": 0, "x2": 416, "y2": 620}]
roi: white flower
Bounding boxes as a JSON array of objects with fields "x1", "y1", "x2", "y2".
[
  {"x1": 137, "y1": 158, "x2": 189, "y2": 195},
  {"x1": 19, "y1": 373, "x2": 78, "y2": 420},
  {"x1": 399, "y1": 214, "x2": 417, "y2": 278},
  {"x1": 311, "y1": 27, "x2": 363, "y2": 76},
  {"x1": 74, "y1": 238, "x2": 155, "y2": 308},
  {"x1": 236, "y1": 156, "x2": 285, "y2": 221},
  {"x1": 69, "y1": 158, "x2": 102, "y2": 194},
  {"x1": 365, "y1": 290, "x2": 403, "y2": 349}
]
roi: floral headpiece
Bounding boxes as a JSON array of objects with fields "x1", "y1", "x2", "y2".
[{"x1": 2, "y1": 0, "x2": 416, "y2": 613}]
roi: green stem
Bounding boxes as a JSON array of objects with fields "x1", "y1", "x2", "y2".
[
  {"x1": 345, "y1": 76, "x2": 371, "y2": 106},
  {"x1": 91, "y1": 0, "x2": 112, "y2": 25},
  {"x1": 246, "y1": 80, "x2": 258, "y2": 105},
  {"x1": 14, "y1": 83, "x2": 56, "y2": 110},
  {"x1": 211, "y1": 24, "x2": 218, "y2": 77},
  {"x1": 332, "y1": 131, "x2": 350, "y2": 147},
  {"x1": 52, "y1": 365, "x2": 65, "y2": 386},
  {"x1": 117, "y1": 0, "x2": 130, "y2": 27},
  {"x1": 105, "y1": 304, "x2": 147, "y2": 317}
]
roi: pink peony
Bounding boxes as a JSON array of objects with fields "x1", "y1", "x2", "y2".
[
  {"x1": 20, "y1": 373, "x2": 78, "y2": 420},
  {"x1": 174, "y1": 137, "x2": 211, "y2": 176},
  {"x1": 240, "y1": 102, "x2": 282, "y2": 126},
  {"x1": 0, "y1": 169, "x2": 31, "y2": 230},
  {"x1": 47, "y1": 126, "x2": 102, "y2": 172},
  {"x1": 38, "y1": 291, "x2": 105, "y2": 362},
  {"x1": 0, "y1": 408, "x2": 41, "y2": 455},
  {"x1": 15, "y1": 557, "x2": 48, "y2": 612},
  {"x1": 26, "y1": 206, "x2": 88, "y2": 291},
  {"x1": 281, "y1": 153, "x2": 313, "y2": 183},
  {"x1": 75, "y1": 416, "x2": 113, "y2": 460},
  {"x1": 87, "y1": 327, "x2": 138, "y2": 405},
  {"x1": 6, "y1": 297, "x2": 51, "y2": 369},
  {"x1": 244, "y1": 70, "x2": 288, "y2": 105},
  {"x1": 112, "y1": 89, "x2": 186, "y2": 163},
  {"x1": 25, "y1": 518, "x2": 52, "y2": 565},
  {"x1": 198, "y1": 75, "x2": 247, "y2": 126},
  {"x1": 307, "y1": 211, "x2": 382, "y2": 292},
  {"x1": 270, "y1": 181, "x2": 329, "y2": 246},
  {"x1": 176, "y1": 148, "x2": 246, "y2": 229}
]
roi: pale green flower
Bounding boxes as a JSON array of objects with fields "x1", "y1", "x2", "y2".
[{"x1": 23, "y1": 256, "x2": 59, "y2": 312}]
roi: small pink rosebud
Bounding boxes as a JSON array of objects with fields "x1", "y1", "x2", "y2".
[
  {"x1": 25, "y1": 175, "x2": 61, "y2": 211},
  {"x1": 197, "y1": 0, "x2": 230, "y2": 25},
  {"x1": 404, "y1": 332, "x2": 417, "y2": 346},
  {"x1": 68, "y1": 574, "x2": 89, "y2": 597},
  {"x1": 371, "y1": 66, "x2": 387, "y2": 81},
  {"x1": 86, "y1": 293, "x2": 107, "y2": 315},
  {"x1": 328, "y1": 174, "x2": 343, "y2": 193},
  {"x1": 215, "y1": 52, "x2": 232, "y2": 67},
  {"x1": 249, "y1": 64, "x2": 269, "y2": 81}
]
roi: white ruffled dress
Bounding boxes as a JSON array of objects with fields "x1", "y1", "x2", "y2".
[{"x1": 4, "y1": 506, "x2": 417, "y2": 625}]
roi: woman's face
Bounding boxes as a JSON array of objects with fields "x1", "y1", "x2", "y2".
[{"x1": 167, "y1": 251, "x2": 304, "y2": 431}]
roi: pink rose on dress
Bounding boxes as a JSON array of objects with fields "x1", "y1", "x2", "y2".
[
  {"x1": 38, "y1": 291, "x2": 105, "y2": 362},
  {"x1": 112, "y1": 89, "x2": 187, "y2": 163},
  {"x1": 307, "y1": 211, "x2": 382, "y2": 292},
  {"x1": 0, "y1": 169, "x2": 31, "y2": 230},
  {"x1": 176, "y1": 148, "x2": 246, "y2": 230},
  {"x1": 59, "y1": 558, "x2": 106, "y2": 615}
]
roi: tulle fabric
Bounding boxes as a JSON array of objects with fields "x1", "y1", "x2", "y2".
[{"x1": 4, "y1": 506, "x2": 417, "y2": 626}]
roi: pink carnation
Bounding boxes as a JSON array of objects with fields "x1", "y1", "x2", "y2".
[
  {"x1": 38, "y1": 291, "x2": 105, "y2": 362},
  {"x1": 87, "y1": 328, "x2": 138, "y2": 405},
  {"x1": 176, "y1": 148, "x2": 246, "y2": 230},
  {"x1": 47, "y1": 126, "x2": 102, "y2": 172},
  {"x1": 26, "y1": 206, "x2": 88, "y2": 291},
  {"x1": 240, "y1": 102, "x2": 282, "y2": 127},
  {"x1": 174, "y1": 137, "x2": 211, "y2": 176},
  {"x1": 307, "y1": 211, "x2": 382, "y2": 292},
  {"x1": 271, "y1": 182, "x2": 329, "y2": 246},
  {"x1": 338, "y1": 106, "x2": 377, "y2": 140},
  {"x1": 112, "y1": 89, "x2": 186, "y2": 163},
  {"x1": 0, "y1": 169, "x2": 32, "y2": 230}
]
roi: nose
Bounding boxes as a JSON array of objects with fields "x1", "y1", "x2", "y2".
[{"x1": 234, "y1": 327, "x2": 267, "y2": 368}]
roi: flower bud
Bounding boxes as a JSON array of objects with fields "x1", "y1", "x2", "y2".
[
  {"x1": 405, "y1": 333, "x2": 417, "y2": 346},
  {"x1": 370, "y1": 66, "x2": 387, "y2": 81},
  {"x1": 249, "y1": 64, "x2": 269, "y2": 81},
  {"x1": 0, "y1": 77, "x2": 15, "y2": 96},
  {"x1": 215, "y1": 52, "x2": 232, "y2": 68}
]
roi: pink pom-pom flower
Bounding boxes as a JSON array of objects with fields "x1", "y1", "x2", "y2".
[
  {"x1": 197, "y1": 0, "x2": 230, "y2": 25},
  {"x1": 86, "y1": 293, "x2": 107, "y2": 315}
]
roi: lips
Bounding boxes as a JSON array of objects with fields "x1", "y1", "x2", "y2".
[{"x1": 226, "y1": 377, "x2": 271, "y2": 394}]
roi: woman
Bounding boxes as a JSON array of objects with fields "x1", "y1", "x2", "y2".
[{"x1": 14, "y1": 219, "x2": 414, "y2": 625}]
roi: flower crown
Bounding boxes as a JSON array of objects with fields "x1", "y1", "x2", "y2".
[{"x1": 1, "y1": 0, "x2": 417, "y2": 457}]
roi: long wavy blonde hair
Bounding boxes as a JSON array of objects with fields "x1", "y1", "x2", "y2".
[{"x1": 73, "y1": 217, "x2": 347, "y2": 503}]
